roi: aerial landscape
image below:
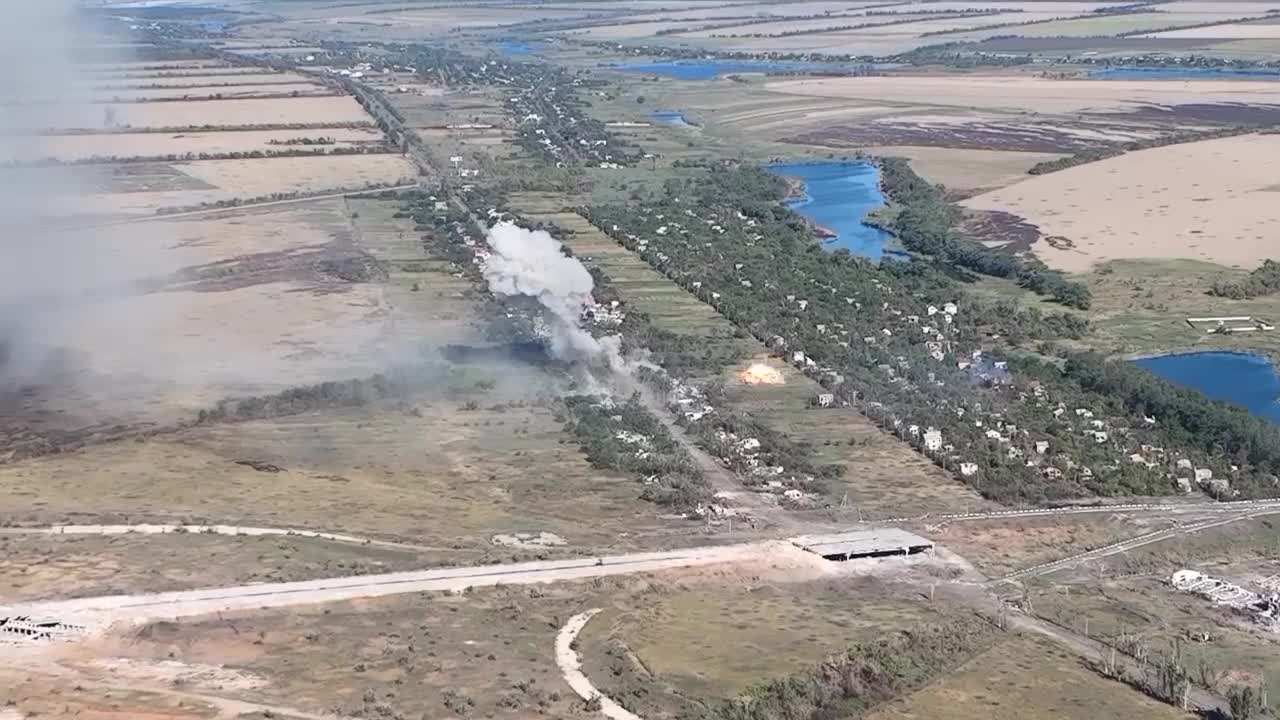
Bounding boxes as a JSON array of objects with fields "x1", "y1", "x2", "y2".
[{"x1": 5, "y1": 0, "x2": 1280, "y2": 718}]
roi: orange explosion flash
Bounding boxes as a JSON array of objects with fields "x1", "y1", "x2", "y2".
[{"x1": 738, "y1": 363, "x2": 785, "y2": 385}]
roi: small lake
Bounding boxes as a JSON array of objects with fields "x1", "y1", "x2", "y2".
[
  {"x1": 1133, "y1": 351, "x2": 1280, "y2": 423},
  {"x1": 1089, "y1": 66, "x2": 1280, "y2": 79},
  {"x1": 651, "y1": 109, "x2": 698, "y2": 127},
  {"x1": 496, "y1": 39, "x2": 547, "y2": 57},
  {"x1": 769, "y1": 160, "x2": 896, "y2": 261},
  {"x1": 613, "y1": 59, "x2": 866, "y2": 80}
]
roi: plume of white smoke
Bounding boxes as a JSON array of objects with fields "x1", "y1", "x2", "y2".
[{"x1": 482, "y1": 222, "x2": 627, "y2": 375}]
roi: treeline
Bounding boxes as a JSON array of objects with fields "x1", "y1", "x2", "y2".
[
  {"x1": 879, "y1": 157, "x2": 1093, "y2": 310},
  {"x1": 1060, "y1": 352, "x2": 1280, "y2": 494},
  {"x1": 560, "y1": 395, "x2": 711, "y2": 511},
  {"x1": 3, "y1": 145, "x2": 393, "y2": 168},
  {"x1": 22, "y1": 121, "x2": 375, "y2": 135},
  {"x1": 1210, "y1": 259, "x2": 1280, "y2": 299},
  {"x1": 586, "y1": 163, "x2": 1280, "y2": 503},
  {"x1": 694, "y1": 616, "x2": 999, "y2": 720},
  {"x1": 198, "y1": 374, "x2": 405, "y2": 423},
  {"x1": 154, "y1": 179, "x2": 414, "y2": 215},
  {"x1": 1027, "y1": 126, "x2": 1261, "y2": 175}
]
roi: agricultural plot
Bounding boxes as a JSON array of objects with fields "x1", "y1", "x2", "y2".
[
  {"x1": 961, "y1": 133, "x2": 1280, "y2": 272},
  {"x1": 944, "y1": 12, "x2": 1244, "y2": 40},
  {"x1": 67, "y1": 583, "x2": 600, "y2": 720},
  {"x1": 1144, "y1": 18, "x2": 1280, "y2": 38},
  {"x1": 579, "y1": 576, "x2": 936, "y2": 711},
  {"x1": 83, "y1": 71, "x2": 315, "y2": 87},
  {"x1": 869, "y1": 634, "x2": 1195, "y2": 720},
  {"x1": 765, "y1": 75, "x2": 1280, "y2": 115},
  {"x1": 33, "y1": 95, "x2": 374, "y2": 132},
  {"x1": 0, "y1": 532, "x2": 435, "y2": 604},
  {"x1": 83, "y1": 82, "x2": 333, "y2": 101},
  {"x1": 59, "y1": 154, "x2": 414, "y2": 216},
  {"x1": 3, "y1": 127, "x2": 388, "y2": 164},
  {"x1": 0, "y1": 198, "x2": 679, "y2": 551}
]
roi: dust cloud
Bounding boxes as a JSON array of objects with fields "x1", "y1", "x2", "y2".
[{"x1": 481, "y1": 222, "x2": 627, "y2": 377}]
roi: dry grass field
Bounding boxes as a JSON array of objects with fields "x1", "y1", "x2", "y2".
[
  {"x1": 867, "y1": 145, "x2": 1067, "y2": 194},
  {"x1": 961, "y1": 133, "x2": 1280, "y2": 272},
  {"x1": 0, "y1": 669, "x2": 221, "y2": 720},
  {"x1": 4, "y1": 127, "x2": 387, "y2": 163},
  {"x1": 765, "y1": 75, "x2": 1280, "y2": 115},
  {"x1": 38, "y1": 96, "x2": 373, "y2": 131},
  {"x1": 56, "y1": 582, "x2": 598, "y2": 720},
  {"x1": 0, "y1": 532, "x2": 438, "y2": 604},
  {"x1": 579, "y1": 575, "x2": 936, "y2": 708},
  {"x1": 1144, "y1": 18, "x2": 1280, "y2": 38},
  {"x1": 58, "y1": 154, "x2": 414, "y2": 215},
  {"x1": 869, "y1": 634, "x2": 1195, "y2": 720},
  {"x1": 84, "y1": 83, "x2": 333, "y2": 101}
]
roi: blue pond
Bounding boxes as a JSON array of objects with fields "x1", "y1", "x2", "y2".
[
  {"x1": 1134, "y1": 351, "x2": 1280, "y2": 423},
  {"x1": 769, "y1": 160, "x2": 895, "y2": 261},
  {"x1": 496, "y1": 39, "x2": 546, "y2": 57},
  {"x1": 613, "y1": 59, "x2": 861, "y2": 80},
  {"x1": 651, "y1": 109, "x2": 698, "y2": 127},
  {"x1": 1089, "y1": 66, "x2": 1280, "y2": 79}
]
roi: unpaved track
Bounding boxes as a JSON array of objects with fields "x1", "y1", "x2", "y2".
[
  {"x1": 556, "y1": 610, "x2": 642, "y2": 720},
  {"x1": 2, "y1": 542, "x2": 774, "y2": 631},
  {"x1": 0, "y1": 523, "x2": 458, "y2": 553}
]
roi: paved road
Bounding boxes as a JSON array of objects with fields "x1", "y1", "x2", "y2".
[{"x1": 3, "y1": 543, "x2": 769, "y2": 632}]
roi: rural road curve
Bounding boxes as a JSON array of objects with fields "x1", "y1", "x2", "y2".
[
  {"x1": 3, "y1": 542, "x2": 772, "y2": 631},
  {"x1": 557, "y1": 610, "x2": 643, "y2": 720}
]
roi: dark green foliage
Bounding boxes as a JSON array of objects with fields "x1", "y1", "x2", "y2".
[
  {"x1": 1211, "y1": 259, "x2": 1280, "y2": 299},
  {"x1": 561, "y1": 394, "x2": 711, "y2": 511},
  {"x1": 198, "y1": 375, "x2": 402, "y2": 423},
  {"x1": 880, "y1": 157, "x2": 1092, "y2": 310},
  {"x1": 691, "y1": 616, "x2": 999, "y2": 720}
]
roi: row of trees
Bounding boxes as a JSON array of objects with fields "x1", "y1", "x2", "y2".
[
  {"x1": 879, "y1": 157, "x2": 1093, "y2": 309},
  {"x1": 585, "y1": 162, "x2": 1280, "y2": 503},
  {"x1": 1211, "y1": 259, "x2": 1280, "y2": 299},
  {"x1": 561, "y1": 394, "x2": 711, "y2": 511}
]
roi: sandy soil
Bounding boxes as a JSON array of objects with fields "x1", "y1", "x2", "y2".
[
  {"x1": 24, "y1": 96, "x2": 372, "y2": 132},
  {"x1": 81, "y1": 83, "x2": 332, "y2": 102},
  {"x1": 766, "y1": 75, "x2": 1280, "y2": 114},
  {"x1": 60, "y1": 154, "x2": 415, "y2": 215},
  {"x1": 960, "y1": 133, "x2": 1280, "y2": 271},
  {"x1": 1143, "y1": 20, "x2": 1280, "y2": 38},
  {"x1": 868, "y1": 145, "x2": 1066, "y2": 192},
  {"x1": 3, "y1": 127, "x2": 386, "y2": 163}
]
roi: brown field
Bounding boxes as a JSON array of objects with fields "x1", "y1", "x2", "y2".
[
  {"x1": 869, "y1": 634, "x2": 1195, "y2": 720},
  {"x1": 82, "y1": 82, "x2": 332, "y2": 101},
  {"x1": 579, "y1": 575, "x2": 937, "y2": 710},
  {"x1": 4, "y1": 127, "x2": 387, "y2": 163},
  {"x1": 0, "y1": 669, "x2": 220, "y2": 720},
  {"x1": 961, "y1": 133, "x2": 1280, "y2": 271},
  {"x1": 765, "y1": 75, "x2": 1280, "y2": 115},
  {"x1": 57, "y1": 581, "x2": 614, "y2": 720},
  {"x1": 0, "y1": 532, "x2": 443, "y2": 604},
  {"x1": 83, "y1": 71, "x2": 314, "y2": 87},
  {"x1": 59, "y1": 154, "x2": 415, "y2": 215},
  {"x1": 0, "y1": 199, "x2": 680, "y2": 550},
  {"x1": 946, "y1": 12, "x2": 1246, "y2": 40},
  {"x1": 1144, "y1": 19, "x2": 1280, "y2": 38},
  {"x1": 866, "y1": 145, "x2": 1067, "y2": 194},
  {"x1": 26, "y1": 96, "x2": 372, "y2": 132}
]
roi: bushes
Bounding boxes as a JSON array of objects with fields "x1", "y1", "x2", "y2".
[
  {"x1": 696, "y1": 616, "x2": 999, "y2": 720},
  {"x1": 879, "y1": 157, "x2": 1092, "y2": 310},
  {"x1": 1210, "y1": 259, "x2": 1280, "y2": 299}
]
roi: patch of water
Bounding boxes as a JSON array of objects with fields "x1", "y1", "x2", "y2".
[
  {"x1": 497, "y1": 39, "x2": 546, "y2": 57},
  {"x1": 651, "y1": 109, "x2": 698, "y2": 127},
  {"x1": 1133, "y1": 350, "x2": 1280, "y2": 423},
  {"x1": 1089, "y1": 66, "x2": 1280, "y2": 79},
  {"x1": 613, "y1": 59, "x2": 866, "y2": 80},
  {"x1": 769, "y1": 160, "x2": 896, "y2": 261}
]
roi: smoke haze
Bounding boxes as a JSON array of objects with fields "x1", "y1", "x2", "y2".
[{"x1": 481, "y1": 222, "x2": 626, "y2": 375}]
